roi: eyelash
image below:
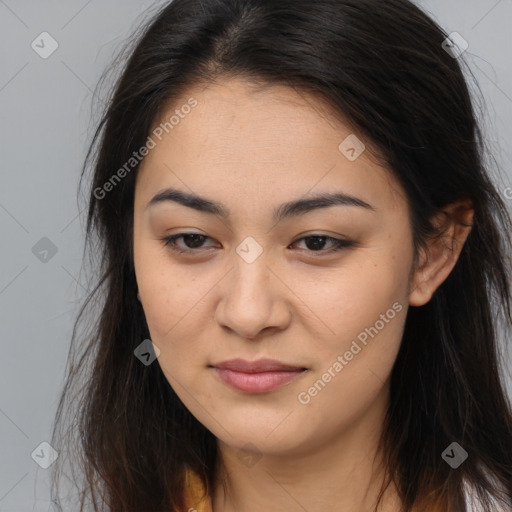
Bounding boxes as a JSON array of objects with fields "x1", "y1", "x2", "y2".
[{"x1": 160, "y1": 233, "x2": 355, "y2": 256}]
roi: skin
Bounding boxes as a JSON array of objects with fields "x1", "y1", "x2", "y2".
[{"x1": 133, "y1": 77, "x2": 474, "y2": 512}]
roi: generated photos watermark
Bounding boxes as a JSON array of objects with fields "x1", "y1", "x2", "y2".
[
  {"x1": 297, "y1": 301, "x2": 404, "y2": 405},
  {"x1": 94, "y1": 97, "x2": 198, "y2": 200}
]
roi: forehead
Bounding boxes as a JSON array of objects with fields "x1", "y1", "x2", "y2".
[{"x1": 135, "y1": 77, "x2": 406, "y2": 216}]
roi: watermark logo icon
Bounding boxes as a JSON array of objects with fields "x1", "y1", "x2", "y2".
[
  {"x1": 31, "y1": 32, "x2": 59, "y2": 59},
  {"x1": 441, "y1": 442, "x2": 468, "y2": 468},
  {"x1": 31, "y1": 441, "x2": 59, "y2": 469},
  {"x1": 32, "y1": 237, "x2": 58, "y2": 263},
  {"x1": 338, "y1": 134, "x2": 366, "y2": 161},
  {"x1": 236, "y1": 442, "x2": 263, "y2": 468},
  {"x1": 236, "y1": 236, "x2": 263, "y2": 264},
  {"x1": 134, "y1": 339, "x2": 161, "y2": 365},
  {"x1": 442, "y1": 32, "x2": 468, "y2": 59}
]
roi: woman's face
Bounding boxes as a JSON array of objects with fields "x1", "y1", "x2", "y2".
[{"x1": 133, "y1": 77, "x2": 417, "y2": 456}]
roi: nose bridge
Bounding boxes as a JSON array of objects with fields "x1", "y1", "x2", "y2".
[
  {"x1": 216, "y1": 239, "x2": 288, "y2": 338},
  {"x1": 229, "y1": 243, "x2": 273, "y2": 309}
]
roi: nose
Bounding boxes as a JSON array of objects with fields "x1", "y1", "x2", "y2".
[{"x1": 214, "y1": 254, "x2": 292, "y2": 340}]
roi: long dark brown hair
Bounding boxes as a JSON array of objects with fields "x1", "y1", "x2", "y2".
[{"x1": 50, "y1": 0, "x2": 512, "y2": 510}]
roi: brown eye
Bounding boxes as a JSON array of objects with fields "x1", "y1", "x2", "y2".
[
  {"x1": 160, "y1": 233, "x2": 354, "y2": 256},
  {"x1": 161, "y1": 233, "x2": 217, "y2": 253},
  {"x1": 291, "y1": 235, "x2": 355, "y2": 255}
]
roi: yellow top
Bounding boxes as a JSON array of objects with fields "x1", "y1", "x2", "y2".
[
  {"x1": 182, "y1": 468, "x2": 510, "y2": 512},
  {"x1": 184, "y1": 467, "x2": 213, "y2": 512}
]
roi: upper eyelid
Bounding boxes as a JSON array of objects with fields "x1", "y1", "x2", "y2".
[
  {"x1": 165, "y1": 229, "x2": 347, "y2": 239},
  {"x1": 166, "y1": 232, "x2": 345, "y2": 242}
]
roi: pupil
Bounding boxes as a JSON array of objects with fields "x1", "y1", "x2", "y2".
[
  {"x1": 306, "y1": 236, "x2": 326, "y2": 251},
  {"x1": 185, "y1": 234, "x2": 204, "y2": 248}
]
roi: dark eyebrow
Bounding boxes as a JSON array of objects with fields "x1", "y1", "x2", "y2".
[{"x1": 146, "y1": 187, "x2": 375, "y2": 222}]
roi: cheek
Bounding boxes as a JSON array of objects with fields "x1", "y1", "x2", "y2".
[
  {"x1": 134, "y1": 246, "x2": 178, "y2": 345},
  {"x1": 134, "y1": 242, "x2": 201, "y2": 336},
  {"x1": 134, "y1": 245, "x2": 222, "y2": 381},
  {"x1": 293, "y1": 247, "x2": 410, "y2": 420},
  {"x1": 291, "y1": 299, "x2": 407, "y2": 445},
  {"x1": 292, "y1": 245, "x2": 410, "y2": 360}
]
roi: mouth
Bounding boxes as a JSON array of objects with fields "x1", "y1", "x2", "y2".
[{"x1": 209, "y1": 358, "x2": 308, "y2": 394}]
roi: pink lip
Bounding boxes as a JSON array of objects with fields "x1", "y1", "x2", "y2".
[{"x1": 211, "y1": 358, "x2": 307, "y2": 393}]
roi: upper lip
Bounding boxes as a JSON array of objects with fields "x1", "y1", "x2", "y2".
[{"x1": 211, "y1": 358, "x2": 306, "y2": 373}]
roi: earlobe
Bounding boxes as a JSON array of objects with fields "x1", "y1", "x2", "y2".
[{"x1": 409, "y1": 199, "x2": 474, "y2": 307}]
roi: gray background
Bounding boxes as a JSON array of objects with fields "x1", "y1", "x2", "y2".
[{"x1": 1, "y1": 1, "x2": 511, "y2": 510}]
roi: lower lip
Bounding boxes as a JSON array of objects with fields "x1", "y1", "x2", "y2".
[{"x1": 213, "y1": 368, "x2": 306, "y2": 393}]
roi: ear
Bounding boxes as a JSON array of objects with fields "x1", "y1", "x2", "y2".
[{"x1": 409, "y1": 198, "x2": 474, "y2": 307}]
